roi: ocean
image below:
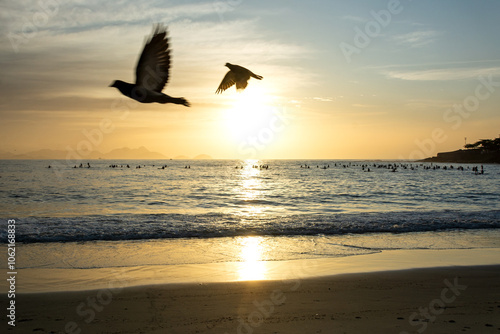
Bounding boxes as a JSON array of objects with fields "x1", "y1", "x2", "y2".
[{"x1": 1, "y1": 159, "x2": 499, "y2": 271}]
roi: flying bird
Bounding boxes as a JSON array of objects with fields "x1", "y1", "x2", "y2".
[
  {"x1": 215, "y1": 63, "x2": 263, "y2": 94},
  {"x1": 110, "y1": 25, "x2": 190, "y2": 107}
]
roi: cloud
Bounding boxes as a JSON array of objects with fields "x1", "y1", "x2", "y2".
[
  {"x1": 341, "y1": 15, "x2": 366, "y2": 23},
  {"x1": 313, "y1": 97, "x2": 333, "y2": 102},
  {"x1": 385, "y1": 67, "x2": 500, "y2": 81},
  {"x1": 1, "y1": 0, "x2": 223, "y2": 34},
  {"x1": 351, "y1": 104, "x2": 376, "y2": 108},
  {"x1": 0, "y1": 0, "x2": 315, "y2": 122},
  {"x1": 403, "y1": 99, "x2": 455, "y2": 111},
  {"x1": 392, "y1": 30, "x2": 441, "y2": 48}
]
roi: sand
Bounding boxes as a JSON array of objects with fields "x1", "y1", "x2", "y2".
[
  {"x1": 4, "y1": 265, "x2": 500, "y2": 334},
  {"x1": 9, "y1": 248, "x2": 500, "y2": 293}
]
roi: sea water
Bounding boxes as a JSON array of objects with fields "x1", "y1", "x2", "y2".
[{"x1": 0, "y1": 159, "x2": 499, "y2": 271}]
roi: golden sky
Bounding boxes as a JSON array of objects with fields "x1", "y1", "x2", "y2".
[{"x1": 1, "y1": 0, "x2": 499, "y2": 159}]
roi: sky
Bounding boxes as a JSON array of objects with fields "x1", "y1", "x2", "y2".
[{"x1": 1, "y1": 0, "x2": 499, "y2": 159}]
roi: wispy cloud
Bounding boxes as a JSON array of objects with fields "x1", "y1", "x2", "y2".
[
  {"x1": 341, "y1": 15, "x2": 366, "y2": 23},
  {"x1": 313, "y1": 97, "x2": 333, "y2": 102},
  {"x1": 0, "y1": 0, "x2": 314, "y2": 119},
  {"x1": 352, "y1": 104, "x2": 376, "y2": 108},
  {"x1": 366, "y1": 59, "x2": 500, "y2": 70},
  {"x1": 1, "y1": 1, "x2": 223, "y2": 34},
  {"x1": 403, "y1": 99, "x2": 455, "y2": 111},
  {"x1": 385, "y1": 67, "x2": 500, "y2": 81},
  {"x1": 392, "y1": 30, "x2": 441, "y2": 48}
]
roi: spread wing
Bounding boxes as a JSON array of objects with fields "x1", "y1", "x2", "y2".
[
  {"x1": 216, "y1": 71, "x2": 236, "y2": 94},
  {"x1": 135, "y1": 25, "x2": 170, "y2": 92}
]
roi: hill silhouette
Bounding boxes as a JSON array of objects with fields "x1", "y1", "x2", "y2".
[{"x1": 421, "y1": 136, "x2": 500, "y2": 163}]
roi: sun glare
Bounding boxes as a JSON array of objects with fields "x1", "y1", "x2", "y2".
[{"x1": 224, "y1": 87, "x2": 275, "y2": 142}]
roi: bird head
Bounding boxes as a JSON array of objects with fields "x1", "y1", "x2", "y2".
[{"x1": 225, "y1": 63, "x2": 232, "y2": 68}]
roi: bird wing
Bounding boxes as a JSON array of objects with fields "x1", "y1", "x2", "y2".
[
  {"x1": 135, "y1": 25, "x2": 170, "y2": 92},
  {"x1": 216, "y1": 71, "x2": 236, "y2": 94},
  {"x1": 235, "y1": 80, "x2": 248, "y2": 90}
]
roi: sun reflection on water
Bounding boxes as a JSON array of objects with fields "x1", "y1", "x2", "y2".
[
  {"x1": 236, "y1": 159, "x2": 265, "y2": 216},
  {"x1": 237, "y1": 236, "x2": 267, "y2": 281}
]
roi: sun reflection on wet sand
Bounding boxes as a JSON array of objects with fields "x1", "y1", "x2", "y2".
[{"x1": 237, "y1": 236, "x2": 267, "y2": 281}]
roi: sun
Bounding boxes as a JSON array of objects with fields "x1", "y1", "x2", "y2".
[{"x1": 223, "y1": 87, "x2": 276, "y2": 142}]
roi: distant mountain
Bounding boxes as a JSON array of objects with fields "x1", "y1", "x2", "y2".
[
  {"x1": 0, "y1": 150, "x2": 21, "y2": 159},
  {"x1": 193, "y1": 154, "x2": 213, "y2": 159},
  {"x1": 0, "y1": 149, "x2": 70, "y2": 160},
  {"x1": 0, "y1": 147, "x2": 168, "y2": 160}
]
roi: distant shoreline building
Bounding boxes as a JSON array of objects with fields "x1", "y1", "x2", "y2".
[{"x1": 421, "y1": 137, "x2": 500, "y2": 163}]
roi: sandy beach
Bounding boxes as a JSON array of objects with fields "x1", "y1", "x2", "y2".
[{"x1": 4, "y1": 264, "x2": 499, "y2": 334}]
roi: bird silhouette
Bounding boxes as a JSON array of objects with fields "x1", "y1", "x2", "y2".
[
  {"x1": 215, "y1": 63, "x2": 263, "y2": 94},
  {"x1": 110, "y1": 25, "x2": 190, "y2": 107}
]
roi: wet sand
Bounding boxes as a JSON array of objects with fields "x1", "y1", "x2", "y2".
[
  {"x1": 4, "y1": 265, "x2": 500, "y2": 334},
  {"x1": 5, "y1": 248, "x2": 500, "y2": 293}
]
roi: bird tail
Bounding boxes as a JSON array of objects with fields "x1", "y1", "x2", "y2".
[
  {"x1": 160, "y1": 95, "x2": 190, "y2": 107},
  {"x1": 251, "y1": 73, "x2": 263, "y2": 80},
  {"x1": 171, "y1": 97, "x2": 190, "y2": 107}
]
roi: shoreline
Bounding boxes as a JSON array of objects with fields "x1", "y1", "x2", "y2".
[
  {"x1": 6, "y1": 247, "x2": 500, "y2": 294},
  {"x1": 4, "y1": 265, "x2": 499, "y2": 333}
]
